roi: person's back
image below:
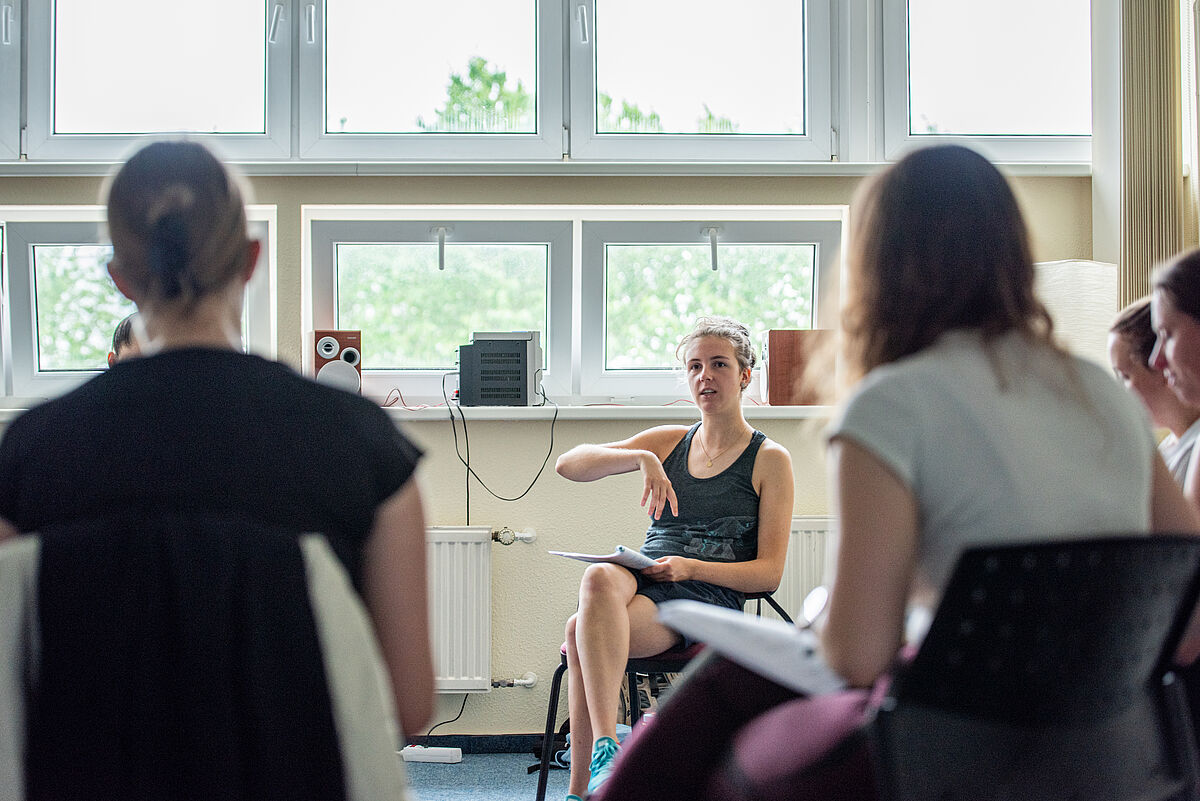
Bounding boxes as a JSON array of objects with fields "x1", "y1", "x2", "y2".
[
  {"x1": 0, "y1": 140, "x2": 435, "y2": 755},
  {"x1": 831, "y1": 328, "x2": 1154, "y2": 603},
  {"x1": 0, "y1": 347, "x2": 414, "y2": 587},
  {"x1": 821, "y1": 144, "x2": 1197, "y2": 688}
]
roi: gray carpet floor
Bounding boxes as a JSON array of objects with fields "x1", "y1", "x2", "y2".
[{"x1": 406, "y1": 752, "x2": 569, "y2": 801}]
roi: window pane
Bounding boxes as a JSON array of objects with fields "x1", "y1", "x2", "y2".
[
  {"x1": 907, "y1": 0, "x2": 1090, "y2": 136},
  {"x1": 33, "y1": 245, "x2": 134, "y2": 371},
  {"x1": 53, "y1": 0, "x2": 266, "y2": 134},
  {"x1": 605, "y1": 244, "x2": 815, "y2": 369},
  {"x1": 594, "y1": 0, "x2": 805, "y2": 135},
  {"x1": 326, "y1": 1, "x2": 537, "y2": 134},
  {"x1": 336, "y1": 243, "x2": 547, "y2": 369}
]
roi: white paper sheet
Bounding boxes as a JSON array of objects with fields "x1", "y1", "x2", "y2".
[
  {"x1": 548, "y1": 545, "x2": 657, "y2": 571},
  {"x1": 657, "y1": 599, "x2": 846, "y2": 695}
]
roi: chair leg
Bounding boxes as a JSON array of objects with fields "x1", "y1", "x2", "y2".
[
  {"x1": 536, "y1": 658, "x2": 569, "y2": 801},
  {"x1": 627, "y1": 669, "x2": 642, "y2": 727}
]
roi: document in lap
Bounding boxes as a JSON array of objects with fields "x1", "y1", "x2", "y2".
[
  {"x1": 657, "y1": 600, "x2": 845, "y2": 696},
  {"x1": 548, "y1": 546, "x2": 657, "y2": 571}
]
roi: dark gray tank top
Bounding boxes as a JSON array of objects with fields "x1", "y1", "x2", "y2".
[{"x1": 640, "y1": 423, "x2": 765, "y2": 564}]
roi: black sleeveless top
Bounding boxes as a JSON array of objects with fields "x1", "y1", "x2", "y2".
[{"x1": 640, "y1": 423, "x2": 765, "y2": 564}]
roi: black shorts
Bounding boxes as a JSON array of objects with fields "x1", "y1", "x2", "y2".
[{"x1": 629, "y1": 569, "x2": 745, "y2": 649}]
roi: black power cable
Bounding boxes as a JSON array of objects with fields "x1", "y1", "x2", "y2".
[
  {"x1": 423, "y1": 693, "x2": 469, "y2": 739},
  {"x1": 442, "y1": 372, "x2": 559, "y2": 523}
]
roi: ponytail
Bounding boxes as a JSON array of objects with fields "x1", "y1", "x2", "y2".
[{"x1": 146, "y1": 199, "x2": 192, "y2": 300}]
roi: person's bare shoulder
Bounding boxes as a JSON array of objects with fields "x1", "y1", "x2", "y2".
[{"x1": 753, "y1": 437, "x2": 795, "y2": 480}]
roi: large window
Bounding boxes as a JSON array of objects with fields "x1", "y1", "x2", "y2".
[
  {"x1": 307, "y1": 214, "x2": 572, "y2": 400},
  {"x1": 23, "y1": 0, "x2": 290, "y2": 160},
  {"x1": 31, "y1": 240, "x2": 132, "y2": 371},
  {"x1": 568, "y1": 0, "x2": 832, "y2": 160},
  {"x1": 298, "y1": 0, "x2": 563, "y2": 160},
  {"x1": 4, "y1": 0, "x2": 1094, "y2": 165},
  {"x1": 883, "y1": 0, "x2": 1092, "y2": 162},
  {"x1": 306, "y1": 206, "x2": 846, "y2": 405},
  {"x1": 579, "y1": 214, "x2": 844, "y2": 399},
  {"x1": 1, "y1": 207, "x2": 277, "y2": 398}
]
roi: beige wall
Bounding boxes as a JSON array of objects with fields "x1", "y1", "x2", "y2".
[{"x1": 0, "y1": 171, "x2": 1093, "y2": 734}]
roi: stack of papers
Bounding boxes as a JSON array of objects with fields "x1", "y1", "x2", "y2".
[
  {"x1": 657, "y1": 600, "x2": 845, "y2": 695},
  {"x1": 548, "y1": 546, "x2": 657, "y2": 571}
]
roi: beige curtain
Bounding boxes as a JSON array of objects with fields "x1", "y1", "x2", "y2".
[
  {"x1": 1184, "y1": 0, "x2": 1200, "y2": 252},
  {"x1": 1120, "y1": 0, "x2": 1184, "y2": 306}
]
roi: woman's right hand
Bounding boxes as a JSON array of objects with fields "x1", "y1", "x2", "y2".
[{"x1": 638, "y1": 451, "x2": 678, "y2": 520}]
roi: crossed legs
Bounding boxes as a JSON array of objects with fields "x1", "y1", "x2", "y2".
[{"x1": 564, "y1": 563, "x2": 681, "y2": 797}]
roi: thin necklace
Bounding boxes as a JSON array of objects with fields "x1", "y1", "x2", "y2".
[{"x1": 697, "y1": 425, "x2": 748, "y2": 468}]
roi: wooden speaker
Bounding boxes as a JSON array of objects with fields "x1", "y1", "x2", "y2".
[
  {"x1": 314, "y1": 330, "x2": 362, "y2": 393},
  {"x1": 765, "y1": 329, "x2": 832, "y2": 405}
]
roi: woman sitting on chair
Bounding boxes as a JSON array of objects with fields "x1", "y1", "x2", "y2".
[
  {"x1": 554, "y1": 315, "x2": 794, "y2": 799},
  {"x1": 591, "y1": 145, "x2": 1199, "y2": 801},
  {"x1": 820, "y1": 145, "x2": 1199, "y2": 688}
]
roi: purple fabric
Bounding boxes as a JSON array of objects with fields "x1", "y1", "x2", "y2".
[
  {"x1": 706, "y1": 690, "x2": 877, "y2": 801},
  {"x1": 590, "y1": 653, "x2": 801, "y2": 801},
  {"x1": 592, "y1": 652, "x2": 884, "y2": 801}
]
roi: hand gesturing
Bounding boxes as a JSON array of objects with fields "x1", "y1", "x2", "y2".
[{"x1": 638, "y1": 452, "x2": 679, "y2": 520}]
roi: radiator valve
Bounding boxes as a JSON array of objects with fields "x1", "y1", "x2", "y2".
[
  {"x1": 491, "y1": 672, "x2": 538, "y2": 689},
  {"x1": 492, "y1": 527, "x2": 536, "y2": 545}
]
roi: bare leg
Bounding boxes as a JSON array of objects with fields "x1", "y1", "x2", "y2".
[
  {"x1": 564, "y1": 614, "x2": 594, "y2": 797},
  {"x1": 565, "y1": 564, "x2": 682, "y2": 797}
]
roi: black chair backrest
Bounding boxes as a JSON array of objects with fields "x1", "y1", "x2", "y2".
[
  {"x1": 871, "y1": 535, "x2": 1200, "y2": 801},
  {"x1": 27, "y1": 512, "x2": 348, "y2": 801}
]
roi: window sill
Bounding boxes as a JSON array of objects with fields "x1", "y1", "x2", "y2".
[
  {"x1": 0, "y1": 159, "x2": 1093, "y2": 179},
  {"x1": 0, "y1": 400, "x2": 833, "y2": 425},
  {"x1": 384, "y1": 403, "x2": 834, "y2": 422}
]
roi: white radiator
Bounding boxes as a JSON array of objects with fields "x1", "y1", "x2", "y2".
[
  {"x1": 752, "y1": 515, "x2": 833, "y2": 622},
  {"x1": 426, "y1": 526, "x2": 492, "y2": 693}
]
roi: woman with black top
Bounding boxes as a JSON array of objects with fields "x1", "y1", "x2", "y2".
[
  {"x1": 553, "y1": 316, "x2": 794, "y2": 799},
  {"x1": 0, "y1": 140, "x2": 435, "y2": 739}
]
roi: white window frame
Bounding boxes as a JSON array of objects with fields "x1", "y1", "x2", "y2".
[
  {"x1": 566, "y1": 0, "x2": 833, "y2": 162},
  {"x1": 880, "y1": 0, "x2": 1091, "y2": 164},
  {"x1": 22, "y1": 1, "x2": 292, "y2": 161},
  {"x1": 0, "y1": 0, "x2": 1101, "y2": 169},
  {"x1": 0, "y1": 0, "x2": 20, "y2": 159},
  {"x1": 0, "y1": 205, "x2": 277, "y2": 399},
  {"x1": 303, "y1": 206, "x2": 573, "y2": 404},
  {"x1": 297, "y1": 1, "x2": 565, "y2": 161},
  {"x1": 305, "y1": 205, "x2": 846, "y2": 407},
  {"x1": 577, "y1": 206, "x2": 847, "y2": 403}
]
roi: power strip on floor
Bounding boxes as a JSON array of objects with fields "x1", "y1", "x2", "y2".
[{"x1": 400, "y1": 745, "x2": 463, "y2": 763}]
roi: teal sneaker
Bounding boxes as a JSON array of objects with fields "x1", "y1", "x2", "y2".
[
  {"x1": 586, "y1": 736, "x2": 620, "y2": 794},
  {"x1": 566, "y1": 796, "x2": 584, "y2": 801}
]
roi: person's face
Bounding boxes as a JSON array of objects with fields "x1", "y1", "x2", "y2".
[
  {"x1": 1108, "y1": 332, "x2": 1176, "y2": 428},
  {"x1": 684, "y1": 336, "x2": 750, "y2": 410},
  {"x1": 1150, "y1": 290, "x2": 1200, "y2": 406}
]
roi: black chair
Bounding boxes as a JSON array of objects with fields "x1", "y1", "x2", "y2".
[
  {"x1": 533, "y1": 592, "x2": 792, "y2": 801},
  {"x1": 0, "y1": 513, "x2": 406, "y2": 801},
  {"x1": 870, "y1": 536, "x2": 1200, "y2": 801}
]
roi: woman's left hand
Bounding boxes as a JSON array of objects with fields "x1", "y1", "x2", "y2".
[{"x1": 641, "y1": 556, "x2": 695, "y2": 583}]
